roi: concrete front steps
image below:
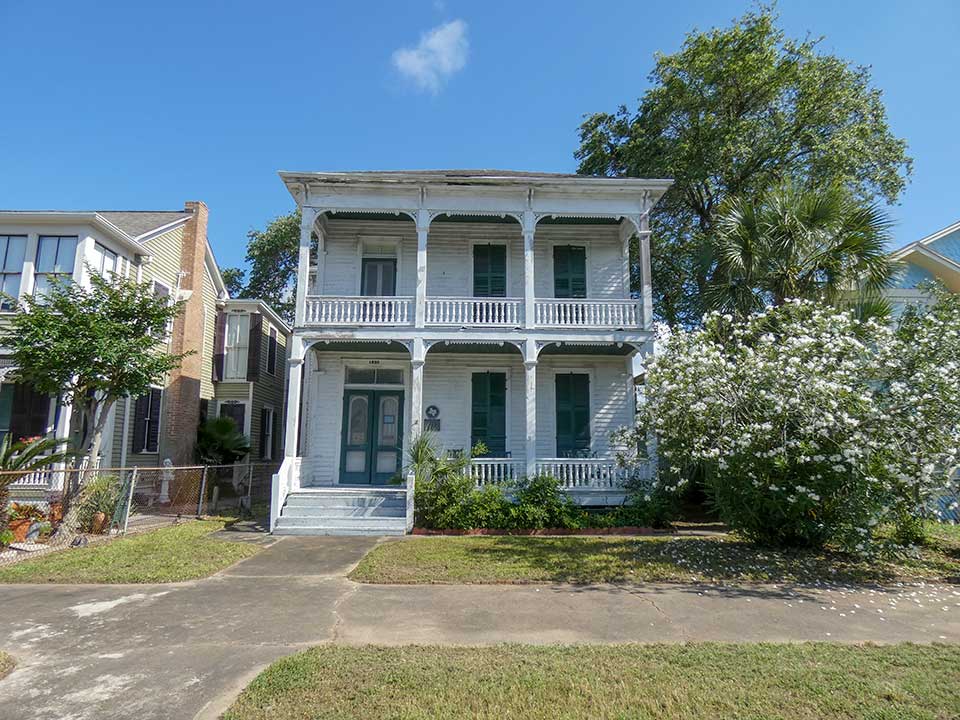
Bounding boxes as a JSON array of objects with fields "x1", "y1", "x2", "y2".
[{"x1": 273, "y1": 487, "x2": 409, "y2": 536}]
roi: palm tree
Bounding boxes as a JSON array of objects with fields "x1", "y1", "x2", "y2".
[
  {"x1": 0, "y1": 435, "x2": 77, "y2": 534},
  {"x1": 705, "y1": 184, "x2": 895, "y2": 318}
]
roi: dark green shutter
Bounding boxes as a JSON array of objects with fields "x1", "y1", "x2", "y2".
[
  {"x1": 471, "y1": 372, "x2": 506, "y2": 456},
  {"x1": 555, "y1": 373, "x2": 590, "y2": 457},
  {"x1": 553, "y1": 246, "x2": 587, "y2": 299},
  {"x1": 473, "y1": 245, "x2": 506, "y2": 298}
]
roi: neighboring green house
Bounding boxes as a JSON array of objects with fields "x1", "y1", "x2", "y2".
[{"x1": 0, "y1": 204, "x2": 289, "y2": 498}]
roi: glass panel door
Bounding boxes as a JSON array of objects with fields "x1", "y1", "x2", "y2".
[
  {"x1": 372, "y1": 391, "x2": 404, "y2": 483},
  {"x1": 340, "y1": 390, "x2": 373, "y2": 483},
  {"x1": 340, "y1": 389, "x2": 404, "y2": 484}
]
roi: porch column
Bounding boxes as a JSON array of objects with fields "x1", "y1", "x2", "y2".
[
  {"x1": 283, "y1": 336, "x2": 305, "y2": 457},
  {"x1": 294, "y1": 208, "x2": 317, "y2": 327},
  {"x1": 414, "y1": 209, "x2": 429, "y2": 328},
  {"x1": 410, "y1": 337, "x2": 426, "y2": 438},
  {"x1": 523, "y1": 210, "x2": 536, "y2": 328},
  {"x1": 523, "y1": 338, "x2": 537, "y2": 477},
  {"x1": 637, "y1": 213, "x2": 653, "y2": 331}
]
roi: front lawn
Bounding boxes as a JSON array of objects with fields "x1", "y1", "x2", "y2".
[
  {"x1": 223, "y1": 643, "x2": 960, "y2": 720},
  {"x1": 0, "y1": 519, "x2": 260, "y2": 584},
  {"x1": 350, "y1": 524, "x2": 960, "y2": 585}
]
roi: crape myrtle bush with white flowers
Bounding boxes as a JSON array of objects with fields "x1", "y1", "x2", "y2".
[{"x1": 617, "y1": 289, "x2": 960, "y2": 554}]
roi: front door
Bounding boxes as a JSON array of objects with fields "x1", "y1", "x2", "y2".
[{"x1": 340, "y1": 389, "x2": 404, "y2": 484}]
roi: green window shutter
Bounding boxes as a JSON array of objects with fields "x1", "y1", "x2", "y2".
[
  {"x1": 473, "y1": 244, "x2": 506, "y2": 298},
  {"x1": 555, "y1": 373, "x2": 590, "y2": 457},
  {"x1": 554, "y1": 246, "x2": 587, "y2": 299},
  {"x1": 471, "y1": 372, "x2": 506, "y2": 456}
]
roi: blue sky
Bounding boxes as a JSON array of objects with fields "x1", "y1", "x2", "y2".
[{"x1": 1, "y1": 1, "x2": 957, "y2": 271}]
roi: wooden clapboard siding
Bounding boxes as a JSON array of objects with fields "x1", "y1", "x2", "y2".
[
  {"x1": 199, "y1": 264, "x2": 218, "y2": 399},
  {"x1": 142, "y1": 226, "x2": 184, "y2": 296},
  {"x1": 249, "y1": 316, "x2": 287, "y2": 459},
  {"x1": 318, "y1": 220, "x2": 417, "y2": 296}
]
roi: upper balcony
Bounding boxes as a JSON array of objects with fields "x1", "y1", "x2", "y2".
[
  {"x1": 281, "y1": 169, "x2": 670, "y2": 336},
  {"x1": 296, "y1": 212, "x2": 650, "y2": 333}
]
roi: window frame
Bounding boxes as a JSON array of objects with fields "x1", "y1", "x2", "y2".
[
  {"x1": 223, "y1": 313, "x2": 251, "y2": 381},
  {"x1": 469, "y1": 370, "x2": 509, "y2": 457},
  {"x1": 469, "y1": 241, "x2": 510, "y2": 298},
  {"x1": 547, "y1": 241, "x2": 592, "y2": 299},
  {"x1": 33, "y1": 235, "x2": 78, "y2": 299},
  {"x1": 266, "y1": 326, "x2": 278, "y2": 376},
  {"x1": 132, "y1": 386, "x2": 163, "y2": 454},
  {"x1": 553, "y1": 369, "x2": 593, "y2": 458},
  {"x1": 0, "y1": 235, "x2": 26, "y2": 311},
  {"x1": 261, "y1": 405, "x2": 275, "y2": 460},
  {"x1": 92, "y1": 242, "x2": 120, "y2": 278}
]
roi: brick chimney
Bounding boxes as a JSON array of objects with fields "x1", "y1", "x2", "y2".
[{"x1": 160, "y1": 201, "x2": 209, "y2": 465}]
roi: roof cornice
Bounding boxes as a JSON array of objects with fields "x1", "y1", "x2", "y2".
[{"x1": 279, "y1": 170, "x2": 673, "y2": 193}]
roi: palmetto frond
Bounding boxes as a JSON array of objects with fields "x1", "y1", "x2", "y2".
[{"x1": 710, "y1": 183, "x2": 894, "y2": 317}]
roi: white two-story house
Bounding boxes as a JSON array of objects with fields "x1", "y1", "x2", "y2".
[{"x1": 271, "y1": 170, "x2": 671, "y2": 535}]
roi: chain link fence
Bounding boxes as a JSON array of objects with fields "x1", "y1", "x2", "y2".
[{"x1": 0, "y1": 461, "x2": 279, "y2": 568}]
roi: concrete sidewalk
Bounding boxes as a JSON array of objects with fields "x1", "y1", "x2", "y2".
[{"x1": 0, "y1": 536, "x2": 957, "y2": 720}]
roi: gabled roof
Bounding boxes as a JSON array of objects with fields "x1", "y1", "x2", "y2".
[
  {"x1": 890, "y1": 223, "x2": 960, "y2": 293},
  {"x1": 0, "y1": 209, "x2": 192, "y2": 252},
  {"x1": 96, "y1": 211, "x2": 191, "y2": 240}
]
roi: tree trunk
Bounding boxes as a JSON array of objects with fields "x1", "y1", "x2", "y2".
[{"x1": 85, "y1": 397, "x2": 116, "y2": 466}]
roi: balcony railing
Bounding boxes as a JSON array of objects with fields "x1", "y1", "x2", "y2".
[
  {"x1": 534, "y1": 299, "x2": 641, "y2": 329},
  {"x1": 425, "y1": 297, "x2": 523, "y2": 327},
  {"x1": 533, "y1": 458, "x2": 631, "y2": 489},
  {"x1": 467, "y1": 457, "x2": 655, "y2": 490},
  {"x1": 304, "y1": 296, "x2": 413, "y2": 326},
  {"x1": 467, "y1": 458, "x2": 525, "y2": 486},
  {"x1": 302, "y1": 295, "x2": 644, "y2": 330}
]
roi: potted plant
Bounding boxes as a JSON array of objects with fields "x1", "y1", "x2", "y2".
[
  {"x1": 75, "y1": 475, "x2": 123, "y2": 534},
  {"x1": 0, "y1": 434, "x2": 77, "y2": 540},
  {"x1": 7, "y1": 502, "x2": 46, "y2": 543}
]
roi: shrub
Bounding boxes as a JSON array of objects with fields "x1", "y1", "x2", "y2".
[
  {"x1": 75, "y1": 475, "x2": 124, "y2": 532},
  {"x1": 620, "y1": 296, "x2": 960, "y2": 554},
  {"x1": 509, "y1": 475, "x2": 586, "y2": 529}
]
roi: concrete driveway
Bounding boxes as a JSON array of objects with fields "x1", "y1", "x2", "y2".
[{"x1": 0, "y1": 535, "x2": 958, "y2": 720}]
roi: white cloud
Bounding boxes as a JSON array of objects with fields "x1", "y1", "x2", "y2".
[{"x1": 392, "y1": 19, "x2": 468, "y2": 94}]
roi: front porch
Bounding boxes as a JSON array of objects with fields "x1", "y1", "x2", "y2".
[{"x1": 271, "y1": 340, "x2": 649, "y2": 531}]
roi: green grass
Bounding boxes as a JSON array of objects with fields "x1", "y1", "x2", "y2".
[
  {"x1": 0, "y1": 519, "x2": 260, "y2": 584},
  {"x1": 223, "y1": 643, "x2": 960, "y2": 720},
  {"x1": 0, "y1": 651, "x2": 13, "y2": 680},
  {"x1": 350, "y1": 525, "x2": 960, "y2": 586}
]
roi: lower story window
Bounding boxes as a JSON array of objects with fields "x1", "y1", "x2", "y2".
[
  {"x1": 132, "y1": 388, "x2": 162, "y2": 454},
  {"x1": 0, "y1": 383, "x2": 50, "y2": 446},
  {"x1": 555, "y1": 373, "x2": 590, "y2": 457},
  {"x1": 219, "y1": 401, "x2": 246, "y2": 435},
  {"x1": 260, "y1": 406, "x2": 275, "y2": 460}
]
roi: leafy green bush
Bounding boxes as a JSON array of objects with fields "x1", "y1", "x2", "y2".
[
  {"x1": 509, "y1": 475, "x2": 586, "y2": 529},
  {"x1": 76, "y1": 475, "x2": 123, "y2": 532}
]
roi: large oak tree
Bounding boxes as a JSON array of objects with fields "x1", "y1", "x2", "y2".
[{"x1": 576, "y1": 7, "x2": 911, "y2": 326}]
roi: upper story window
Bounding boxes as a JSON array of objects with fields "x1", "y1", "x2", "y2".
[
  {"x1": 224, "y1": 313, "x2": 250, "y2": 380},
  {"x1": 0, "y1": 235, "x2": 26, "y2": 310},
  {"x1": 553, "y1": 246, "x2": 587, "y2": 299},
  {"x1": 266, "y1": 326, "x2": 278, "y2": 375},
  {"x1": 92, "y1": 242, "x2": 119, "y2": 278},
  {"x1": 472, "y1": 244, "x2": 507, "y2": 298},
  {"x1": 34, "y1": 235, "x2": 77, "y2": 299}
]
